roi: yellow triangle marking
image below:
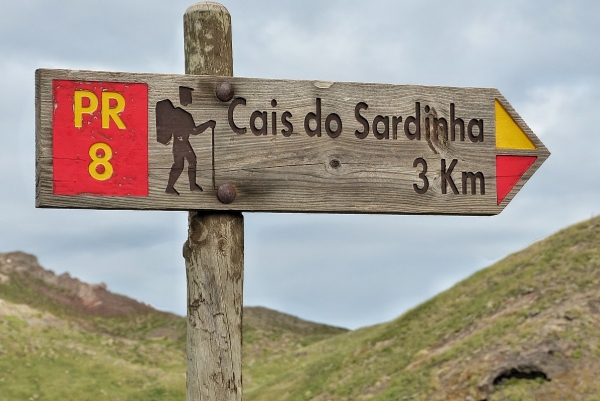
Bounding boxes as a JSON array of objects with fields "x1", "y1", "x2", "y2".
[{"x1": 495, "y1": 99, "x2": 536, "y2": 150}]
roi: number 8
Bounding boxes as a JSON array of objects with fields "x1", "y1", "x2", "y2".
[{"x1": 88, "y1": 142, "x2": 114, "y2": 181}]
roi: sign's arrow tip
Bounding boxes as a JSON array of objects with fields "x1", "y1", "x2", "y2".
[{"x1": 494, "y1": 98, "x2": 549, "y2": 206}]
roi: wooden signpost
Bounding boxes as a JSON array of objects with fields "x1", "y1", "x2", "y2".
[
  {"x1": 36, "y1": 71, "x2": 549, "y2": 215},
  {"x1": 34, "y1": 2, "x2": 549, "y2": 400}
]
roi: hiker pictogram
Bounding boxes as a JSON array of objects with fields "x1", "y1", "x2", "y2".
[{"x1": 155, "y1": 87, "x2": 215, "y2": 195}]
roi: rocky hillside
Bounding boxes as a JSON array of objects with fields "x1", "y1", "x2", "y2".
[{"x1": 0, "y1": 252, "x2": 155, "y2": 316}]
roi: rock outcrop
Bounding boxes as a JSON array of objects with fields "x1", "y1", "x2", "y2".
[{"x1": 0, "y1": 251, "x2": 154, "y2": 317}]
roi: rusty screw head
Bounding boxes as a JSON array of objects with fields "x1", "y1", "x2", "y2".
[
  {"x1": 217, "y1": 183, "x2": 236, "y2": 204},
  {"x1": 216, "y1": 82, "x2": 234, "y2": 102}
]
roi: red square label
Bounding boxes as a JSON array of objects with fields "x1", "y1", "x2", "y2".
[{"x1": 52, "y1": 80, "x2": 149, "y2": 196}]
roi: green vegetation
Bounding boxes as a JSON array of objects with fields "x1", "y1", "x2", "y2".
[
  {"x1": 243, "y1": 216, "x2": 600, "y2": 400},
  {"x1": 0, "y1": 257, "x2": 346, "y2": 400},
  {"x1": 0, "y1": 303, "x2": 186, "y2": 401},
  {"x1": 2, "y1": 216, "x2": 600, "y2": 400}
]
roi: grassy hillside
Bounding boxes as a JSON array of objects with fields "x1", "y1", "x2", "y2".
[
  {"x1": 244, "y1": 216, "x2": 600, "y2": 401},
  {"x1": 0, "y1": 297, "x2": 186, "y2": 401},
  {"x1": 2, "y1": 215, "x2": 600, "y2": 400},
  {"x1": 0, "y1": 252, "x2": 346, "y2": 401}
]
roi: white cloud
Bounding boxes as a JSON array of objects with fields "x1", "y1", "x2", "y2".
[{"x1": 0, "y1": 0, "x2": 598, "y2": 329}]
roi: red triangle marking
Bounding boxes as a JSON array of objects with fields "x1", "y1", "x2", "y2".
[{"x1": 496, "y1": 155, "x2": 537, "y2": 205}]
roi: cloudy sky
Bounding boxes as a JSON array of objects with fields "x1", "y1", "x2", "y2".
[{"x1": 1, "y1": 0, "x2": 599, "y2": 329}]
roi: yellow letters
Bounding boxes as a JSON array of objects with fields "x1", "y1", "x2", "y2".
[
  {"x1": 102, "y1": 92, "x2": 126, "y2": 129},
  {"x1": 73, "y1": 90, "x2": 127, "y2": 129},
  {"x1": 74, "y1": 91, "x2": 98, "y2": 128}
]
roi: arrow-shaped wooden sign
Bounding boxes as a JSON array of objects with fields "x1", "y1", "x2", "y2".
[{"x1": 36, "y1": 69, "x2": 549, "y2": 215}]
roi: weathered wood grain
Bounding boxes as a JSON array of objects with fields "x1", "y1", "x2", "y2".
[
  {"x1": 35, "y1": 70, "x2": 549, "y2": 215},
  {"x1": 184, "y1": 212, "x2": 243, "y2": 401},
  {"x1": 182, "y1": 3, "x2": 243, "y2": 401}
]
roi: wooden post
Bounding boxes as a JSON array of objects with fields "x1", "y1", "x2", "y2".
[{"x1": 183, "y1": 3, "x2": 243, "y2": 401}]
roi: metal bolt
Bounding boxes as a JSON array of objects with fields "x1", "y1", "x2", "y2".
[
  {"x1": 217, "y1": 183, "x2": 236, "y2": 204},
  {"x1": 216, "y1": 82, "x2": 234, "y2": 102}
]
